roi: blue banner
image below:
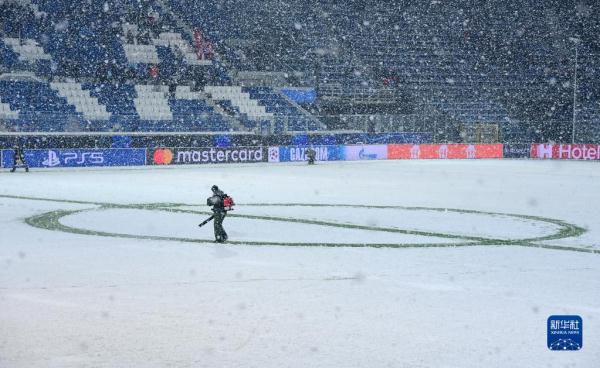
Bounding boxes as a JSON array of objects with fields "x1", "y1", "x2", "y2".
[
  {"x1": 281, "y1": 88, "x2": 317, "y2": 104},
  {"x1": 306, "y1": 133, "x2": 433, "y2": 145},
  {"x1": 1, "y1": 148, "x2": 147, "y2": 168},
  {"x1": 363, "y1": 133, "x2": 432, "y2": 144},
  {"x1": 270, "y1": 145, "x2": 345, "y2": 162}
]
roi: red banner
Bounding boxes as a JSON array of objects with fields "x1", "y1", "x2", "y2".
[
  {"x1": 531, "y1": 144, "x2": 600, "y2": 160},
  {"x1": 388, "y1": 144, "x2": 503, "y2": 159}
]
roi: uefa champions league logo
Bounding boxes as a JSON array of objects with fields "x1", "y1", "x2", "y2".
[{"x1": 268, "y1": 147, "x2": 280, "y2": 162}]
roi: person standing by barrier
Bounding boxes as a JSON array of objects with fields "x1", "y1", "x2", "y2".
[
  {"x1": 306, "y1": 146, "x2": 316, "y2": 165},
  {"x1": 10, "y1": 143, "x2": 29, "y2": 172}
]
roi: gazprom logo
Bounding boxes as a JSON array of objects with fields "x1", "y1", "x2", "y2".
[
  {"x1": 358, "y1": 148, "x2": 378, "y2": 160},
  {"x1": 42, "y1": 150, "x2": 60, "y2": 167}
]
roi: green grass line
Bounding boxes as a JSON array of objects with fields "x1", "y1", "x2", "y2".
[
  {"x1": 23, "y1": 208, "x2": 599, "y2": 253},
  {"x1": 0, "y1": 194, "x2": 105, "y2": 206},
  {"x1": 162, "y1": 205, "x2": 585, "y2": 245},
  {"x1": 5, "y1": 193, "x2": 595, "y2": 253},
  {"x1": 158, "y1": 207, "x2": 491, "y2": 242},
  {"x1": 24, "y1": 209, "x2": 479, "y2": 249}
]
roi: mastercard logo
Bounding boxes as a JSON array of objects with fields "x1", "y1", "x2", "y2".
[{"x1": 153, "y1": 149, "x2": 174, "y2": 165}]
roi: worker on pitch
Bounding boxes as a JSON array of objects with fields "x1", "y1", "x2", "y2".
[{"x1": 201, "y1": 185, "x2": 235, "y2": 243}]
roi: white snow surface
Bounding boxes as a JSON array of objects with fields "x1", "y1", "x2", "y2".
[{"x1": 0, "y1": 159, "x2": 599, "y2": 367}]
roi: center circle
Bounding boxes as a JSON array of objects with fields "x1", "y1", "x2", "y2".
[{"x1": 33, "y1": 203, "x2": 584, "y2": 248}]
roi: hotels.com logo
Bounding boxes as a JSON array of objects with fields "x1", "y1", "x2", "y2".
[
  {"x1": 531, "y1": 144, "x2": 600, "y2": 160},
  {"x1": 557, "y1": 144, "x2": 600, "y2": 160},
  {"x1": 153, "y1": 148, "x2": 174, "y2": 165}
]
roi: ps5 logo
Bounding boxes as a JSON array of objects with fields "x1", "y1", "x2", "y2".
[
  {"x1": 42, "y1": 150, "x2": 104, "y2": 167},
  {"x1": 64, "y1": 152, "x2": 104, "y2": 164},
  {"x1": 42, "y1": 150, "x2": 60, "y2": 167}
]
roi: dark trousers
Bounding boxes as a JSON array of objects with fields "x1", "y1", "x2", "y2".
[
  {"x1": 213, "y1": 210, "x2": 228, "y2": 242},
  {"x1": 11, "y1": 158, "x2": 28, "y2": 172}
]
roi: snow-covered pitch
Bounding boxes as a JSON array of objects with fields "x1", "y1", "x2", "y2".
[{"x1": 1, "y1": 159, "x2": 599, "y2": 367}]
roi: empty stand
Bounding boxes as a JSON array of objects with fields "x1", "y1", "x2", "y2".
[
  {"x1": 0, "y1": 80, "x2": 78, "y2": 131},
  {"x1": 153, "y1": 32, "x2": 212, "y2": 66},
  {"x1": 170, "y1": 85, "x2": 232, "y2": 131},
  {"x1": 244, "y1": 87, "x2": 322, "y2": 131}
]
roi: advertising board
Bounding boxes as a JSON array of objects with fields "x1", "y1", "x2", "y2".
[
  {"x1": 388, "y1": 144, "x2": 503, "y2": 159},
  {"x1": 531, "y1": 144, "x2": 600, "y2": 160},
  {"x1": 149, "y1": 147, "x2": 266, "y2": 165},
  {"x1": 1, "y1": 148, "x2": 146, "y2": 168},
  {"x1": 344, "y1": 145, "x2": 388, "y2": 161},
  {"x1": 270, "y1": 145, "x2": 345, "y2": 162}
]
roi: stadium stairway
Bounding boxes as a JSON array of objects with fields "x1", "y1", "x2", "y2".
[
  {"x1": 2, "y1": 37, "x2": 51, "y2": 62},
  {"x1": 50, "y1": 82, "x2": 111, "y2": 121},
  {"x1": 122, "y1": 43, "x2": 160, "y2": 64},
  {"x1": 134, "y1": 85, "x2": 173, "y2": 121},
  {"x1": 203, "y1": 85, "x2": 273, "y2": 122},
  {"x1": 0, "y1": 100, "x2": 19, "y2": 120}
]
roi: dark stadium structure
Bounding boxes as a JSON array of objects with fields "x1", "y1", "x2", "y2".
[{"x1": 0, "y1": 0, "x2": 598, "y2": 144}]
